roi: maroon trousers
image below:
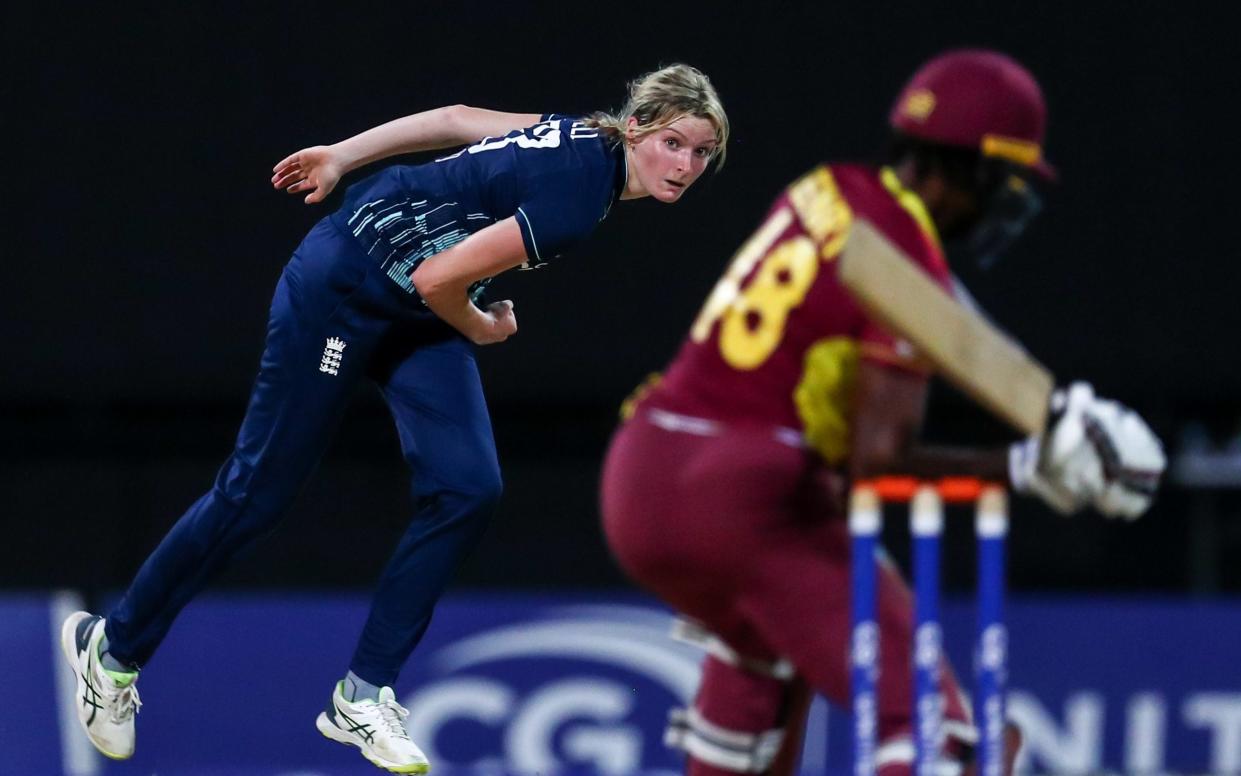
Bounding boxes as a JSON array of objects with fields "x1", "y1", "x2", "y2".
[{"x1": 601, "y1": 412, "x2": 971, "y2": 774}]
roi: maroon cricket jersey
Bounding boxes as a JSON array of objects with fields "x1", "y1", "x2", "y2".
[{"x1": 640, "y1": 164, "x2": 953, "y2": 466}]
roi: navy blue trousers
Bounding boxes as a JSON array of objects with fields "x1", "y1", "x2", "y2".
[{"x1": 105, "y1": 217, "x2": 502, "y2": 686}]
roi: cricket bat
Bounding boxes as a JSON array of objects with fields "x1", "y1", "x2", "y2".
[{"x1": 838, "y1": 219, "x2": 1054, "y2": 435}]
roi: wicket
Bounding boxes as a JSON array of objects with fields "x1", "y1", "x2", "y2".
[{"x1": 849, "y1": 477, "x2": 1009, "y2": 776}]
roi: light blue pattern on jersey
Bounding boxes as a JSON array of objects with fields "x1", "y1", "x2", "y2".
[{"x1": 345, "y1": 198, "x2": 483, "y2": 296}]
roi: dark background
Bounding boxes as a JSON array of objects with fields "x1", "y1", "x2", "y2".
[{"x1": 5, "y1": 3, "x2": 1239, "y2": 597}]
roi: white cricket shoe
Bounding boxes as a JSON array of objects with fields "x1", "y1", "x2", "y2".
[
  {"x1": 60, "y1": 611, "x2": 141, "y2": 760},
  {"x1": 316, "y1": 681, "x2": 430, "y2": 774}
]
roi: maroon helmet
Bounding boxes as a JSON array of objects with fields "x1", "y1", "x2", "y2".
[{"x1": 890, "y1": 49, "x2": 1055, "y2": 180}]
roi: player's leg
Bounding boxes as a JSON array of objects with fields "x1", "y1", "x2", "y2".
[
  {"x1": 350, "y1": 325, "x2": 501, "y2": 686},
  {"x1": 602, "y1": 418, "x2": 815, "y2": 775},
  {"x1": 104, "y1": 218, "x2": 384, "y2": 667},
  {"x1": 61, "y1": 219, "x2": 390, "y2": 759},
  {"x1": 315, "y1": 326, "x2": 497, "y2": 773},
  {"x1": 734, "y1": 527, "x2": 976, "y2": 774},
  {"x1": 664, "y1": 649, "x2": 805, "y2": 776},
  {"x1": 658, "y1": 514, "x2": 977, "y2": 776}
]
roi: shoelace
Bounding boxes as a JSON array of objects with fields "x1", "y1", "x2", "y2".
[
  {"x1": 375, "y1": 697, "x2": 411, "y2": 740},
  {"x1": 107, "y1": 684, "x2": 142, "y2": 724}
]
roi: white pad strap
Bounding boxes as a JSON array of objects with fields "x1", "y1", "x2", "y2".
[
  {"x1": 876, "y1": 735, "x2": 965, "y2": 776},
  {"x1": 874, "y1": 723, "x2": 978, "y2": 775},
  {"x1": 665, "y1": 706, "x2": 784, "y2": 773},
  {"x1": 670, "y1": 618, "x2": 795, "y2": 680},
  {"x1": 875, "y1": 736, "x2": 915, "y2": 768},
  {"x1": 944, "y1": 719, "x2": 980, "y2": 746}
]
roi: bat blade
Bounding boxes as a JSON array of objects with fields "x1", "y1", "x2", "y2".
[{"x1": 839, "y1": 219, "x2": 1053, "y2": 435}]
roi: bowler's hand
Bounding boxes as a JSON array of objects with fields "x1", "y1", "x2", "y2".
[
  {"x1": 473, "y1": 300, "x2": 517, "y2": 345},
  {"x1": 272, "y1": 145, "x2": 343, "y2": 204}
]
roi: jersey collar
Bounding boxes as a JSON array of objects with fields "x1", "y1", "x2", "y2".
[{"x1": 879, "y1": 166, "x2": 942, "y2": 252}]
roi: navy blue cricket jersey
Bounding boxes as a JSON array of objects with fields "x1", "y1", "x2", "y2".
[{"x1": 329, "y1": 114, "x2": 627, "y2": 298}]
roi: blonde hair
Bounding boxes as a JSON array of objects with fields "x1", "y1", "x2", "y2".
[{"x1": 586, "y1": 63, "x2": 730, "y2": 170}]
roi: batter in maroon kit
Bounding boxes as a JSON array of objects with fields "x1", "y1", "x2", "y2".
[{"x1": 601, "y1": 50, "x2": 1165, "y2": 775}]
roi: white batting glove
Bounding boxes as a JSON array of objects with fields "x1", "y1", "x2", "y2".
[
  {"x1": 1009, "y1": 382, "x2": 1105, "y2": 515},
  {"x1": 1081, "y1": 398, "x2": 1165, "y2": 520}
]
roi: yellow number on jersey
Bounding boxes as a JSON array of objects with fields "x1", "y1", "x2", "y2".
[
  {"x1": 691, "y1": 167, "x2": 851, "y2": 371},
  {"x1": 719, "y1": 235, "x2": 819, "y2": 370},
  {"x1": 691, "y1": 207, "x2": 794, "y2": 343}
]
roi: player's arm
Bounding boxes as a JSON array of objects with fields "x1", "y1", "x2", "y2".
[
  {"x1": 850, "y1": 362, "x2": 1010, "y2": 481},
  {"x1": 329, "y1": 105, "x2": 543, "y2": 165},
  {"x1": 851, "y1": 363, "x2": 1164, "y2": 517},
  {"x1": 272, "y1": 105, "x2": 542, "y2": 203},
  {"x1": 410, "y1": 216, "x2": 528, "y2": 346}
]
